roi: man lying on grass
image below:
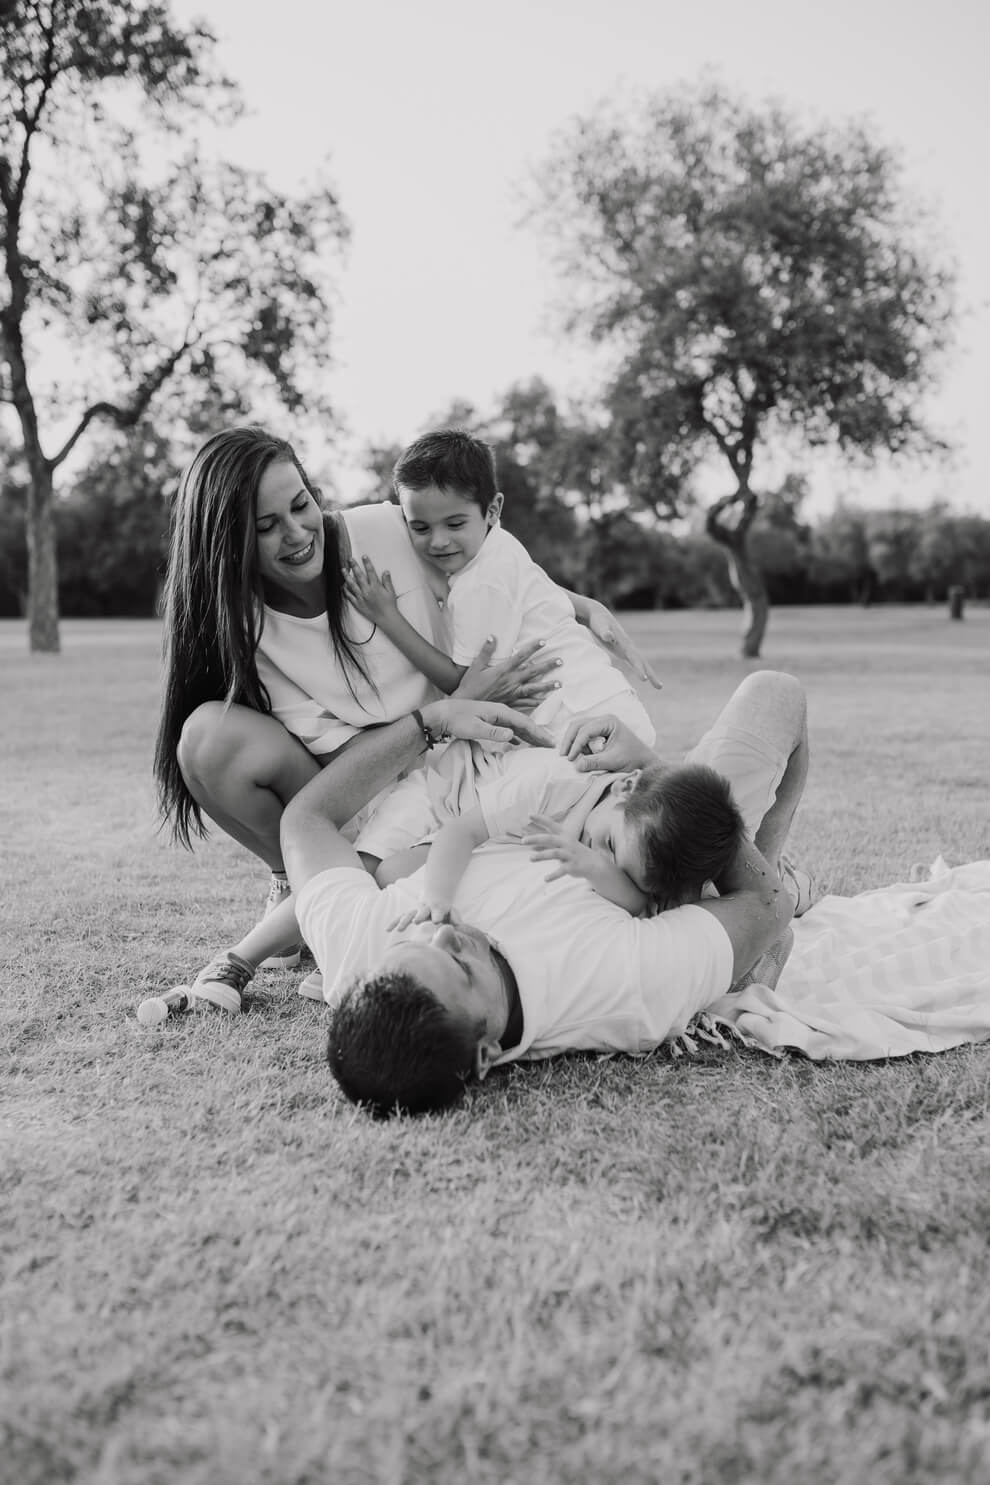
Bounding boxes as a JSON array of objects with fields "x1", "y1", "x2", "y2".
[{"x1": 279, "y1": 671, "x2": 810, "y2": 1116}]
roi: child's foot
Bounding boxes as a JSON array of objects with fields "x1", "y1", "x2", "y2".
[
  {"x1": 260, "y1": 873, "x2": 303, "y2": 970},
  {"x1": 297, "y1": 968, "x2": 324, "y2": 1002},
  {"x1": 779, "y1": 856, "x2": 818, "y2": 916},
  {"x1": 731, "y1": 926, "x2": 794, "y2": 994},
  {"x1": 189, "y1": 952, "x2": 255, "y2": 1014}
]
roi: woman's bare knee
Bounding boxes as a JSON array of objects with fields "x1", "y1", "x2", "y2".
[
  {"x1": 178, "y1": 701, "x2": 317, "y2": 803},
  {"x1": 177, "y1": 701, "x2": 235, "y2": 790}
]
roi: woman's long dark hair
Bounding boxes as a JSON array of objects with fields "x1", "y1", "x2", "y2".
[{"x1": 154, "y1": 426, "x2": 372, "y2": 848}]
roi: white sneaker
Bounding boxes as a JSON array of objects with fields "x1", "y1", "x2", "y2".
[
  {"x1": 297, "y1": 969, "x2": 324, "y2": 1001},
  {"x1": 189, "y1": 952, "x2": 255, "y2": 1014},
  {"x1": 260, "y1": 874, "x2": 302, "y2": 970}
]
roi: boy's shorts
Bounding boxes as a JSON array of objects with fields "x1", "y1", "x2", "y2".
[{"x1": 684, "y1": 723, "x2": 787, "y2": 837}]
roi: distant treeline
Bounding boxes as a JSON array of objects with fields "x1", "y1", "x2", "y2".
[{"x1": 1, "y1": 445, "x2": 986, "y2": 618}]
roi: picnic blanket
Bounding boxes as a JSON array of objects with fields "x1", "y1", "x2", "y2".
[{"x1": 707, "y1": 858, "x2": 990, "y2": 1060}]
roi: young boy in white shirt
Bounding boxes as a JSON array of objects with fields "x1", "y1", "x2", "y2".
[
  {"x1": 344, "y1": 427, "x2": 658, "y2": 869},
  {"x1": 385, "y1": 747, "x2": 746, "y2": 927},
  {"x1": 346, "y1": 427, "x2": 657, "y2": 748}
]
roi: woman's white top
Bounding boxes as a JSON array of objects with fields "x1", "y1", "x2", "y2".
[{"x1": 255, "y1": 503, "x2": 447, "y2": 758}]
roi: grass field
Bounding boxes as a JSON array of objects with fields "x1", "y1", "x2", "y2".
[{"x1": 2, "y1": 606, "x2": 990, "y2": 1485}]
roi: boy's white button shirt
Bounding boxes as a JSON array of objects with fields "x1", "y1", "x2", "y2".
[{"x1": 445, "y1": 524, "x2": 655, "y2": 743}]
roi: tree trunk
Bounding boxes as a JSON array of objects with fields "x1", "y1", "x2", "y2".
[
  {"x1": 25, "y1": 457, "x2": 60, "y2": 652},
  {"x1": 4, "y1": 305, "x2": 61, "y2": 651},
  {"x1": 705, "y1": 490, "x2": 767, "y2": 657}
]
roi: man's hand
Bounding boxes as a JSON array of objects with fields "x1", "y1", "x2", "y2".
[
  {"x1": 581, "y1": 599, "x2": 663, "y2": 690},
  {"x1": 421, "y1": 697, "x2": 555, "y2": 752},
  {"x1": 559, "y1": 715, "x2": 659, "y2": 773},
  {"x1": 455, "y1": 635, "x2": 563, "y2": 711},
  {"x1": 344, "y1": 556, "x2": 400, "y2": 625}
]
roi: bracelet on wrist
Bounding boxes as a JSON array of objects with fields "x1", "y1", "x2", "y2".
[{"x1": 411, "y1": 708, "x2": 439, "y2": 751}]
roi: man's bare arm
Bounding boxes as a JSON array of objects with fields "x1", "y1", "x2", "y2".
[
  {"x1": 698, "y1": 836, "x2": 794, "y2": 983},
  {"x1": 281, "y1": 699, "x2": 552, "y2": 891}
]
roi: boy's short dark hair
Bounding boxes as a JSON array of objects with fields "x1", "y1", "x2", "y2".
[
  {"x1": 623, "y1": 762, "x2": 745, "y2": 908},
  {"x1": 326, "y1": 969, "x2": 478, "y2": 1117},
  {"x1": 392, "y1": 429, "x2": 498, "y2": 513}
]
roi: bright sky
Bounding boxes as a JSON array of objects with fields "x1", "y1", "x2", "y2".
[{"x1": 172, "y1": 0, "x2": 989, "y2": 515}]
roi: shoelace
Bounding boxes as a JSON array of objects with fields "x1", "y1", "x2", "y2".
[{"x1": 199, "y1": 957, "x2": 253, "y2": 992}]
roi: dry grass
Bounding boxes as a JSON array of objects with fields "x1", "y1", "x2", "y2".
[{"x1": 2, "y1": 606, "x2": 989, "y2": 1485}]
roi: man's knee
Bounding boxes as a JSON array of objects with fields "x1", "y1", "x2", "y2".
[{"x1": 733, "y1": 671, "x2": 806, "y2": 740}]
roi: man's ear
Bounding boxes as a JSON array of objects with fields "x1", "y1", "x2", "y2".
[
  {"x1": 474, "y1": 1033, "x2": 502, "y2": 1082},
  {"x1": 486, "y1": 493, "x2": 504, "y2": 528}
]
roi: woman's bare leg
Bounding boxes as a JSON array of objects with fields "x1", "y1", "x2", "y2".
[{"x1": 178, "y1": 702, "x2": 321, "y2": 870}]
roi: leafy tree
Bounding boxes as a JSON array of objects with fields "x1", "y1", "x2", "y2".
[
  {"x1": 528, "y1": 82, "x2": 955, "y2": 654},
  {"x1": 1, "y1": 0, "x2": 348, "y2": 651},
  {"x1": 746, "y1": 475, "x2": 814, "y2": 604},
  {"x1": 55, "y1": 423, "x2": 176, "y2": 615},
  {"x1": 908, "y1": 505, "x2": 990, "y2": 602},
  {"x1": 806, "y1": 505, "x2": 876, "y2": 604},
  {"x1": 864, "y1": 509, "x2": 923, "y2": 602}
]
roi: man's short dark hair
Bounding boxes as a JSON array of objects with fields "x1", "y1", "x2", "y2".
[
  {"x1": 392, "y1": 428, "x2": 498, "y2": 513},
  {"x1": 326, "y1": 969, "x2": 479, "y2": 1117},
  {"x1": 624, "y1": 762, "x2": 745, "y2": 907}
]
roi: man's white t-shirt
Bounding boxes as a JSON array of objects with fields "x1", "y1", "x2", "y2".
[
  {"x1": 295, "y1": 848, "x2": 734, "y2": 1063},
  {"x1": 255, "y1": 503, "x2": 446, "y2": 758}
]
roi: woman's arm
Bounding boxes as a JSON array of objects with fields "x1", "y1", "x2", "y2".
[{"x1": 565, "y1": 591, "x2": 663, "y2": 690}]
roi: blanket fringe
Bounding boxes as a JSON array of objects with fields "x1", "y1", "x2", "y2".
[{"x1": 664, "y1": 1011, "x2": 783, "y2": 1060}]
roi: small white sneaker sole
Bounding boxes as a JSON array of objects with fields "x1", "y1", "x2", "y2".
[
  {"x1": 260, "y1": 947, "x2": 302, "y2": 971},
  {"x1": 297, "y1": 969, "x2": 324, "y2": 1001}
]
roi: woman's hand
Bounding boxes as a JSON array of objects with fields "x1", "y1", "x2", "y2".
[
  {"x1": 559, "y1": 714, "x2": 659, "y2": 773},
  {"x1": 579, "y1": 598, "x2": 663, "y2": 690},
  {"x1": 421, "y1": 697, "x2": 554, "y2": 752},
  {"x1": 344, "y1": 556, "x2": 400, "y2": 625},
  {"x1": 455, "y1": 635, "x2": 563, "y2": 710}
]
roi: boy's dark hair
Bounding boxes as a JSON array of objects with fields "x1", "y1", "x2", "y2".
[
  {"x1": 623, "y1": 762, "x2": 745, "y2": 908},
  {"x1": 392, "y1": 428, "x2": 498, "y2": 513},
  {"x1": 326, "y1": 969, "x2": 479, "y2": 1117}
]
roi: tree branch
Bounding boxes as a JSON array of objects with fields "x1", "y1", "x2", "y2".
[
  {"x1": 49, "y1": 340, "x2": 194, "y2": 469},
  {"x1": 705, "y1": 490, "x2": 759, "y2": 548}
]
